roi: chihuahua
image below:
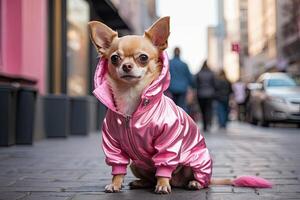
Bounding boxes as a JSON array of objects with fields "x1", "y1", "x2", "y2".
[{"x1": 89, "y1": 17, "x2": 212, "y2": 194}]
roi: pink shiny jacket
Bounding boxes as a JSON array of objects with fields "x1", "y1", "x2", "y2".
[{"x1": 93, "y1": 52, "x2": 212, "y2": 187}]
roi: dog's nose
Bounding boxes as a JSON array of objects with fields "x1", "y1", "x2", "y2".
[{"x1": 122, "y1": 63, "x2": 133, "y2": 73}]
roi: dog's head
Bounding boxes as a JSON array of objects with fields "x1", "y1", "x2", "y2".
[{"x1": 88, "y1": 17, "x2": 170, "y2": 85}]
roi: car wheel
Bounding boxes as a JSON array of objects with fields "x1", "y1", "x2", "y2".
[
  {"x1": 260, "y1": 103, "x2": 269, "y2": 127},
  {"x1": 249, "y1": 108, "x2": 258, "y2": 125},
  {"x1": 261, "y1": 119, "x2": 269, "y2": 127}
]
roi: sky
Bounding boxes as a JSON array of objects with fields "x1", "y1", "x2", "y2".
[{"x1": 156, "y1": 0, "x2": 218, "y2": 74}]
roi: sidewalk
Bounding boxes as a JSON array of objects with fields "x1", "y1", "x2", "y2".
[{"x1": 0, "y1": 122, "x2": 300, "y2": 199}]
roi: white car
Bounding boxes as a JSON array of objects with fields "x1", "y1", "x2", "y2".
[{"x1": 247, "y1": 72, "x2": 300, "y2": 127}]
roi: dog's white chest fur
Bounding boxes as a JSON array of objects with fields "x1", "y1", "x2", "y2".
[
  {"x1": 108, "y1": 76, "x2": 147, "y2": 116},
  {"x1": 114, "y1": 87, "x2": 141, "y2": 115}
]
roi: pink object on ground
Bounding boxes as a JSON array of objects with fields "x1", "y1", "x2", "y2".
[{"x1": 232, "y1": 175, "x2": 272, "y2": 188}]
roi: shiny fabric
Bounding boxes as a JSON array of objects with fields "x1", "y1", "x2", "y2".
[{"x1": 93, "y1": 52, "x2": 212, "y2": 187}]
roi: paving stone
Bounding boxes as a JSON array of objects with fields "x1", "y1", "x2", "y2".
[
  {"x1": 71, "y1": 189, "x2": 206, "y2": 200},
  {"x1": 0, "y1": 192, "x2": 27, "y2": 200},
  {"x1": 207, "y1": 193, "x2": 260, "y2": 200},
  {"x1": 0, "y1": 177, "x2": 17, "y2": 186},
  {"x1": 0, "y1": 186, "x2": 62, "y2": 192},
  {"x1": 267, "y1": 178, "x2": 300, "y2": 185},
  {"x1": 20, "y1": 192, "x2": 74, "y2": 200},
  {"x1": 257, "y1": 192, "x2": 300, "y2": 199},
  {"x1": 209, "y1": 186, "x2": 233, "y2": 193},
  {"x1": 233, "y1": 187, "x2": 256, "y2": 193},
  {"x1": 64, "y1": 185, "x2": 105, "y2": 192},
  {"x1": 256, "y1": 185, "x2": 300, "y2": 193},
  {"x1": 11, "y1": 180, "x2": 83, "y2": 188}
]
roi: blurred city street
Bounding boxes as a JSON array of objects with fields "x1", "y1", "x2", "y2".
[
  {"x1": 1, "y1": 0, "x2": 300, "y2": 199},
  {"x1": 0, "y1": 122, "x2": 300, "y2": 200}
]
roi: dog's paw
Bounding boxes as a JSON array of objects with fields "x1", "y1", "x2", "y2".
[
  {"x1": 105, "y1": 183, "x2": 122, "y2": 193},
  {"x1": 155, "y1": 177, "x2": 171, "y2": 194},
  {"x1": 155, "y1": 184, "x2": 171, "y2": 194},
  {"x1": 187, "y1": 180, "x2": 203, "y2": 190}
]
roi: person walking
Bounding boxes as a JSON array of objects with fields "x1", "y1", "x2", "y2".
[
  {"x1": 195, "y1": 60, "x2": 215, "y2": 132},
  {"x1": 168, "y1": 47, "x2": 195, "y2": 112},
  {"x1": 232, "y1": 78, "x2": 247, "y2": 121},
  {"x1": 215, "y1": 70, "x2": 232, "y2": 129}
]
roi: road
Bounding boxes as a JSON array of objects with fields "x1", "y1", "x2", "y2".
[{"x1": 0, "y1": 122, "x2": 300, "y2": 200}]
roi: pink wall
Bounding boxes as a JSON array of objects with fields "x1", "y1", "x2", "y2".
[
  {"x1": 1, "y1": 0, "x2": 22, "y2": 74},
  {"x1": 22, "y1": 0, "x2": 47, "y2": 94},
  {"x1": 0, "y1": 0, "x2": 47, "y2": 94}
]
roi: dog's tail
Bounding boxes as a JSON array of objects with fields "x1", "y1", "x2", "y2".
[{"x1": 210, "y1": 175, "x2": 272, "y2": 188}]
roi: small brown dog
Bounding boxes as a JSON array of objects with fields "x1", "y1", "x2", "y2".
[
  {"x1": 89, "y1": 17, "x2": 179, "y2": 194},
  {"x1": 89, "y1": 16, "x2": 216, "y2": 194}
]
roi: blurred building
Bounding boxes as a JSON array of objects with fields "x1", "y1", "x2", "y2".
[
  {"x1": 222, "y1": 0, "x2": 240, "y2": 82},
  {"x1": 238, "y1": 0, "x2": 250, "y2": 81},
  {"x1": 0, "y1": 0, "x2": 157, "y2": 140},
  {"x1": 209, "y1": 0, "x2": 300, "y2": 83},
  {"x1": 276, "y1": 0, "x2": 300, "y2": 75},
  {"x1": 246, "y1": 0, "x2": 277, "y2": 80},
  {"x1": 209, "y1": 0, "x2": 240, "y2": 82},
  {"x1": 0, "y1": 0, "x2": 47, "y2": 93},
  {"x1": 207, "y1": 26, "x2": 219, "y2": 72},
  {"x1": 214, "y1": 0, "x2": 226, "y2": 72}
]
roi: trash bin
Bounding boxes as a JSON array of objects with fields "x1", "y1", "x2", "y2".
[
  {"x1": 70, "y1": 96, "x2": 89, "y2": 135},
  {"x1": 0, "y1": 84, "x2": 17, "y2": 146},
  {"x1": 43, "y1": 94, "x2": 70, "y2": 137},
  {"x1": 87, "y1": 96, "x2": 98, "y2": 133},
  {"x1": 15, "y1": 87, "x2": 37, "y2": 144}
]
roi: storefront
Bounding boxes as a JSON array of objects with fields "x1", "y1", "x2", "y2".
[
  {"x1": 0, "y1": 0, "x2": 47, "y2": 93},
  {"x1": 48, "y1": 0, "x2": 131, "y2": 96},
  {"x1": 0, "y1": 0, "x2": 131, "y2": 143}
]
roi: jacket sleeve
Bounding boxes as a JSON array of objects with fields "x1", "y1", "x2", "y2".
[
  {"x1": 190, "y1": 139, "x2": 212, "y2": 188},
  {"x1": 102, "y1": 118, "x2": 130, "y2": 175},
  {"x1": 152, "y1": 118, "x2": 183, "y2": 178}
]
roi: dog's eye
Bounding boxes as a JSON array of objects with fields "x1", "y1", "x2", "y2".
[
  {"x1": 111, "y1": 55, "x2": 120, "y2": 65},
  {"x1": 139, "y1": 54, "x2": 148, "y2": 64}
]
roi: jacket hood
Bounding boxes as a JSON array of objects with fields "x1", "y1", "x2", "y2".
[{"x1": 93, "y1": 51, "x2": 170, "y2": 114}]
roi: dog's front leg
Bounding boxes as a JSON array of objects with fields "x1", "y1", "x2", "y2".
[
  {"x1": 155, "y1": 177, "x2": 171, "y2": 194},
  {"x1": 105, "y1": 174, "x2": 124, "y2": 193}
]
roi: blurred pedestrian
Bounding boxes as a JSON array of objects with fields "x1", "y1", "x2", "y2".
[
  {"x1": 215, "y1": 70, "x2": 232, "y2": 129},
  {"x1": 232, "y1": 78, "x2": 247, "y2": 121},
  {"x1": 186, "y1": 88, "x2": 200, "y2": 122},
  {"x1": 168, "y1": 47, "x2": 195, "y2": 112},
  {"x1": 195, "y1": 60, "x2": 215, "y2": 132}
]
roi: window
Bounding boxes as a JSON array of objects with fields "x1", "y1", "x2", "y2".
[
  {"x1": 66, "y1": 0, "x2": 90, "y2": 96},
  {"x1": 267, "y1": 77, "x2": 297, "y2": 87}
]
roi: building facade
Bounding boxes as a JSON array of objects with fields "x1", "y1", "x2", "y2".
[
  {"x1": 0, "y1": 0, "x2": 48, "y2": 93},
  {"x1": 207, "y1": 26, "x2": 219, "y2": 72},
  {"x1": 210, "y1": 0, "x2": 240, "y2": 82},
  {"x1": 0, "y1": 0, "x2": 157, "y2": 141},
  {"x1": 223, "y1": 0, "x2": 240, "y2": 82},
  {"x1": 210, "y1": 0, "x2": 300, "y2": 83},
  {"x1": 246, "y1": 0, "x2": 277, "y2": 80},
  {"x1": 276, "y1": 0, "x2": 300, "y2": 75}
]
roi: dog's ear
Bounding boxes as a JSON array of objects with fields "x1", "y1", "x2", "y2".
[
  {"x1": 88, "y1": 21, "x2": 118, "y2": 57},
  {"x1": 145, "y1": 16, "x2": 170, "y2": 51}
]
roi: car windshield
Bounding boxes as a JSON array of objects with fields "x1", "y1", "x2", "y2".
[{"x1": 267, "y1": 77, "x2": 297, "y2": 87}]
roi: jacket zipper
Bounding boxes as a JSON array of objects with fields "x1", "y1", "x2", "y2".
[{"x1": 125, "y1": 116, "x2": 147, "y2": 162}]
